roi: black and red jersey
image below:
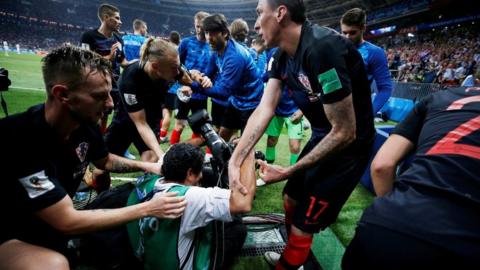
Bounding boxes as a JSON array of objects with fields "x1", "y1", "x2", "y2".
[
  {"x1": 269, "y1": 21, "x2": 375, "y2": 150},
  {"x1": 362, "y1": 87, "x2": 480, "y2": 257}
]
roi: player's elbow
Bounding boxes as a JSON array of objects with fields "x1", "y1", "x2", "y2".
[
  {"x1": 229, "y1": 196, "x2": 253, "y2": 214},
  {"x1": 336, "y1": 126, "x2": 356, "y2": 146},
  {"x1": 371, "y1": 155, "x2": 396, "y2": 177}
]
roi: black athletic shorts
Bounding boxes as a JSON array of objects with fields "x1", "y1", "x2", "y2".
[
  {"x1": 284, "y1": 134, "x2": 372, "y2": 234},
  {"x1": 211, "y1": 100, "x2": 227, "y2": 127},
  {"x1": 176, "y1": 98, "x2": 208, "y2": 120},
  {"x1": 105, "y1": 119, "x2": 160, "y2": 155},
  {"x1": 162, "y1": 92, "x2": 178, "y2": 110},
  {"x1": 221, "y1": 104, "x2": 254, "y2": 131}
]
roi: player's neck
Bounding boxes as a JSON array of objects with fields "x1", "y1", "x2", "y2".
[
  {"x1": 280, "y1": 23, "x2": 302, "y2": 57},
  {"x1": 98, "y1": 24, "x2": 113, "y2": 38},
  {"x1": 44, "y1": 100, "x2": 80, "y2": 141}
]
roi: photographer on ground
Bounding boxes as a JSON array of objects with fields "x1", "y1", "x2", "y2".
[{"x1": 127, "y1": 143, "x2": 256, "y2": 270}]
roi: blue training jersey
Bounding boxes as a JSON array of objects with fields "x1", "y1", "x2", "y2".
[
  {"x1": 194, "y1": 39, "x2": 264, "y2": 110},
  {"x1": 357, "y1": 41, "x2": 393, "y2": 114},
  {"x1": 264, "y1": 47, "x2": 298, "y2": 117},
  {"x1": 122, "y1": 33, "x2": 146, "y2": 61},
  {"x1": 173, "y1": 36, "x2": 212, "y2": 100}
]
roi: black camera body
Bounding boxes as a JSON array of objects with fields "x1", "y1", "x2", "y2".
[{"x1": 188, "y1": 109, "x2": 232, "y2": 188}]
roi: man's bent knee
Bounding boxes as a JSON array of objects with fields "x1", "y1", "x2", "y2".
[{"x1": 0, "y1": 240, "x2": 69, "y2": 270}]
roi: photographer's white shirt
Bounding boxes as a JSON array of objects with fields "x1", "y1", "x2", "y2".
[{"x1": 155, "y1": 181, "x2": 232, "y2": 269}]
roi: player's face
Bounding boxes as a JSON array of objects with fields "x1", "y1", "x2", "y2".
[
  {"x1": 205, "y1": 31, "x2": 227, "y2": 52},
  {"x1": 140, "y1": 25, "x2": 148, "y2": 36},
  {"x1": 152, "y1": 53, "x2": 181, "y2": 81},
  {"x1": 194, "y1": 18, "x2": 205, "y2": 41},
  {"x1": 67, "y1": 70, "x2": 113, "y2": 125},
  {"x1": 341, "y1": 24, "x2": 363, "y2": 45},
  {"x1": 255, "y1": 0, "x2": 280, "y2": 48},
  {"x1": 106, "y1": 12, "x2": 122, "y2": 32}
]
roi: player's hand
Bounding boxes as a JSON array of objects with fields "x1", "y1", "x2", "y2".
[
  {"x1": 228, "y1": 161, "x2": 248, "y2": 196},
  {"x1": 200, "y1": 76, "x2": 212, "y2": 88},
  {"x1": 257, "y1": 159, "x2": 290, "y2": 184},
  {"x1": 180, "y1": 85, "x2": 193, "y2": 97},
  {"x1": 148, "y1": 192, "x2": 186, "y2": 219},
  {"x1": 178, "y1": 67, "x2": 194, "y2": 86},
  {"x1": 289, "y1": 110, "x2": 303, "y2": 124},
  {"x1": 189, "y1": 69, "x2": 203, "y2": 81},
  {"x1": 144, "y1": 161, "x2": 162, "y2": 175},
  {"x1": 108, "y1": 42, "x2": 120, "y2": 60}
]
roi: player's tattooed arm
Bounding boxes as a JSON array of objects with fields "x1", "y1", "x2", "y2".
[
  {"x1": 94, "y1": 154, "x2": 160, "y2": 174},
  {"x1": 289, "y1": 94, "x2": 356, "y2": 173}
]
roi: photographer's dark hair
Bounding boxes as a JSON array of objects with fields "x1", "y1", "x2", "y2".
[
  {"x1": 161, "y1": 143, "x2": 204, "y2": 182},
  {"x1": 341, "y1": 8, "x2": 366, "y2": 26},
  {"x1": 203, "y1": 14, "x2": 230, "y2": 38},
  {"x1": 267, "y1": 0, "x2": 306, "y2": 24},
  {"x1": 42, "y1": 44, "x2": 111, "y2": 97}
]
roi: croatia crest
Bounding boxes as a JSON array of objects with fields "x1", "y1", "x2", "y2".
[{"x1": 76, "y1": 142, "x2": 89, "y2": 163}]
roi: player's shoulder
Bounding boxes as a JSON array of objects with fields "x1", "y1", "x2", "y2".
[
  {"x1": 180, "y1": 35, "x2": 196, "y2": 45},
  {"x1": 363, "y1": 41, "x2": 386, "y2": 55},
  {"x1": 305, "y1": 23, "x2": 349, "y2": 56}
]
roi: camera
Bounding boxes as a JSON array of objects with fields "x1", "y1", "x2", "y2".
[
  {"x1": 188, "y1": 109, "x2": 266, "y2": 188},
  {"x1": 188, "y1": 109, "x2": 232, "y2": 187}
]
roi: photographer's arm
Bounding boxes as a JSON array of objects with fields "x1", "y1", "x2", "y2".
[
  {"x1": 228, "y1": 78, "x2": 282, "y2": 194},
  {"x1": 229, "y1": 148, "x2": 256, "y2": 213}
]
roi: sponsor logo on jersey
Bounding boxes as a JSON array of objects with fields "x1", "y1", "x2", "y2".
[
  {"x1": 124, "y1": 93, "x2": 138, "y2": 105},
  {"x1": 18, "y1": 171, "x2": 55, "y2": 198},
  {"x1": 76, "y1": 142, "x2": 89, "y2": 163}
]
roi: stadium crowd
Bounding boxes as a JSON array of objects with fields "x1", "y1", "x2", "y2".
[{"x1": 380, "y1": 25, "x2": 480, "y2": 85}]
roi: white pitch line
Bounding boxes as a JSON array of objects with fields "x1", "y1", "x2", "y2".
[{"x1": 10, "y1": 86, "x2": 44, "y2": 91}]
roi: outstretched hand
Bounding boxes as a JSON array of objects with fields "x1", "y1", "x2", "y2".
[
  {"x1": 256, "y1": 159, "x2": 290, "y2": 184},
  {"x1": 148, "y1": 192, "x2": 186, "y2": 219}
]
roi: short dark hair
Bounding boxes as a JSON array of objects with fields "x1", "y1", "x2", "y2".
[
  {"x1": 133, "y1": 19, "x2": 146, "y2": 31},
  {"x1": 98, "y1": 3, "x2": 119, "y2": 21},
  {"x1": 341, "y1": 8, "x2": 366, "y2": 26},
  {"x1": 169, "y1": 31, "x2": 181, "y2": 45},
  {"x1": 203, "y1": 14, "x2": 230, "y2": 38},
  {"x1": 42, "y1": 44, "x2": 111, "y2": 97},
  {"x1": 161, "y1": 143, "x2": 204, "y2": 182},
  {"x1": 267, "y1": 0, "x2": 306, "y2": 23}
]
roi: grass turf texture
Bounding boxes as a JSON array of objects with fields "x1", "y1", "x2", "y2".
[{"x1": 1, "y1": 53, "x2": 375, "y2": 269}]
